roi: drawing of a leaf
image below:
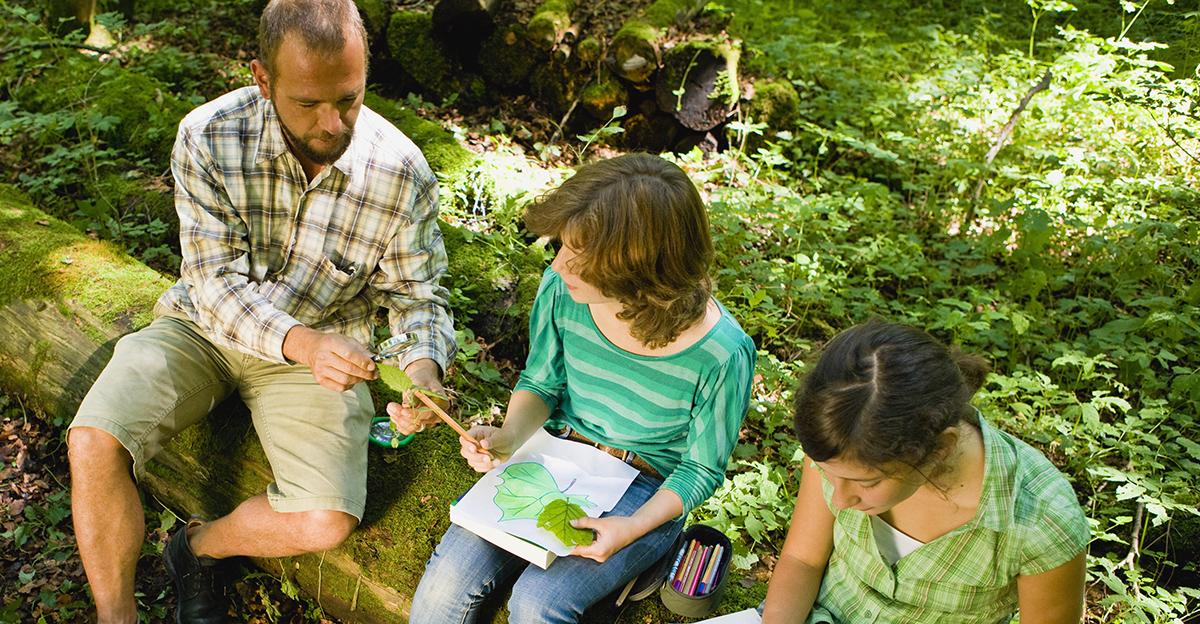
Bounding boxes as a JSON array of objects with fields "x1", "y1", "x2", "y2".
[
  {"x1": 536, "y1": 498, "x2": 594, "y2": 547},
  {"x1": 493, "y1": 463, "x2": 594, "y2": 521}
]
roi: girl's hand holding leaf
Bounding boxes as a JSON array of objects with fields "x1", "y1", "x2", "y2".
[{"x1": 569, "y1": 515, "x2": 641, "y2": 563}]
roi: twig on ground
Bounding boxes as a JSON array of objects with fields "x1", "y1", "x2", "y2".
[
  {"x1": 966, "y1": 69, "x2": 1053, "y2": 225},
  {"x1": 0, "y1": 40, "x2": 114, "y2": 59}
]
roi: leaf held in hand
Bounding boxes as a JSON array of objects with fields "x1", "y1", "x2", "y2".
[
  {"x1": 536, "y1": 498, "x2": 594, "y2": 547},
  {"x1": 377, "y1": 364, "x2": 414, "y2": 393}
]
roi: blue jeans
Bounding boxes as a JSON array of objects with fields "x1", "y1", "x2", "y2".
[{"x1": 409, "y1": 473, "x2": 684, "y2": 624}]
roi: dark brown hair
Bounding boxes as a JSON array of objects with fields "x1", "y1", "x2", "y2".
[
  {"x1": 524, "y1": 154, "x2": 714, "y2": 349},
  {"x1": 258, "y1": 0, "x2": 369, "y2": 76},
  {"x1": 793, "y1": 320, "x2": 990, "y2": 472}
]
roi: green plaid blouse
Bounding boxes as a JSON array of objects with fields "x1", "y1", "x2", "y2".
[
  {"x1": 157, "y1": 87, "x2": 455, "y2": 369},
  {"x1": 808, "y1": 415, "x2": 1089, "y2": 624}
]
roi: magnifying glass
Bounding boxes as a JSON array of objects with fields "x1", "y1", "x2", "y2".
[
  {"x1": 368, "y1": 332, "x2": 420, "y2": 449},
  {"x1": 369, "y1": 416, "x2": 415, "y2": 448},
  {"x1": 372, "y1": 332, "x2": 418, "y2": 362}
]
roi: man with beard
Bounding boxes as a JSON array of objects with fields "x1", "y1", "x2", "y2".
[{"x1": 65, "y1": 1, "x2": 455, "y2": 622}]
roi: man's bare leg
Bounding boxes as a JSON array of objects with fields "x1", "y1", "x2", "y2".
[
  {"x1": 68, "y1": 427, "x2": 144, "y2": 624},
  {"x1": 188, "y1": 494, "x2": 357, "y2": 559}
]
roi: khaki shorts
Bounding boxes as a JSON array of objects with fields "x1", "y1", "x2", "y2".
[{"x1": 70, "y1": 313, "x2": 373, "y2": 519}]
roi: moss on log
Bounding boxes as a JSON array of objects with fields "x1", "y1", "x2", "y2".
[
  {"x1": 581, "y1": 69, "x2": 628, "y2": 121},
  {"x1": 478, "y1": 22, "x2": 537, "y2": 91},
  {"x1": 525, "y1": 0, "x2": 576, "y2": 52},
  {"x1": 744, "y1": 77, "x2": 801, "y2": 135},
  {"x1": 386, "y1": 10, "x2": 486, "y2": 104},
  {"x1": 654, "y1": 38, "x2": 740, "y2": 131},
  {"x1": 611, "y1": 0, "x2": 707, "y2": 84}
]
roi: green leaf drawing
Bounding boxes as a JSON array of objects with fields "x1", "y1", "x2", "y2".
[
  {"x1": 493, "y1": 462, "x2": 593, "y2": 521},
  {"x1": 536, "y1": 498, "x2": 594, "y2": 547}
]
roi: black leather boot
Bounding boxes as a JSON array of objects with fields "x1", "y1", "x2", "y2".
[{"x1": 162, "y1": 523, "x2": 230, "y2": 624}]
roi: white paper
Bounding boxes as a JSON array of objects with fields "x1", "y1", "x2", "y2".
[
  {"x1": 452, "y1": 429, "x2": 639, "y2": 555},
  {"x1": 694, "y1": 608, "x2": 762, "y2": 623}
]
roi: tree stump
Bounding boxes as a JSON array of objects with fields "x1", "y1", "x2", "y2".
[{"x1": 654, "y1": 38, "x2": 740, "y2": 131}]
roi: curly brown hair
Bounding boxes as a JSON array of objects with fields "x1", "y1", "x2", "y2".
[{"x1": 524, "y1": 154, "x2": 714, "y2": 349}]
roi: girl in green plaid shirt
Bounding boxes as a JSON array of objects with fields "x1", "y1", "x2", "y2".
[{"x1": 762, "y1": 321, "x2": 1089, "y2": 624}]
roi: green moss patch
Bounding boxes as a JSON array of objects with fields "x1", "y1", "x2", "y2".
[{"x1": 0, "y1": 185, "x2": 169, "y2": 335}]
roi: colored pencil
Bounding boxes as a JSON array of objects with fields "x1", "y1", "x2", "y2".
[
  {"x1": 687, "y1": 545, "x2": 710, "y2": 595},
  {"x1": 672, "y1": 540, "x2": 699, "y2": 590},
  {"x1": 697, "y1": 544, "x2": 723, "y2": 595},
  {"x1": 412, "y1": 390, "x2": 491, "y2": 457},
  {"x1": 680, "y1": 542, "x2": 704, "y2": 593},
  {"x1": 665, "y1": 541, "x2": 688, "y2": 586}
]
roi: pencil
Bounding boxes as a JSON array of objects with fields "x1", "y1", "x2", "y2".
[
  {"x1": 673, "y1": 540, "x2": 699, "y2": 590},
  {"x1": 697, "y1": 544, "x2": 723, "y2": 595},
  {"x1": 687, "y1": 545, "x2": 710, "y2": 596},
  {"x1": 666, "y1": 541, "x2": 688, "y2": 586},
  {"x1": 412, "y1": 390, "x2": 492, "y2": 457}
]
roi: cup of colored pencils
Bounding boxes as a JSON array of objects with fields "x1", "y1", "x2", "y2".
[{"x1": 658, "y1": 524, "x2": 732, "y2": 618}]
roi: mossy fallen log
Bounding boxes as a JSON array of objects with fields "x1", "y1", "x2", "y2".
[
  {"x1": 386, "y1": 9, "x2": 486, "y2": 104},
  {"x1": 525, "y1": 0, "x2": 576, "y2": 52},
  {"x1": 654, "y1": 38, "x2": 740, "y2": 131},
  {"x1": 611, "y1": 0, "x2": 707, "y2": 85}
]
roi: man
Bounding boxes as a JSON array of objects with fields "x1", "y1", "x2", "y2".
[{"x1": 66, "y1": 1, "x2": 455, "y2": 622}]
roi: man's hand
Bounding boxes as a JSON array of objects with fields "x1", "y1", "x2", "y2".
[
  {"x1": 569, "y1": 515, "x2": 642, "y2": 563},
  {"x1": 386, "y1": 358, "x2": 447, "y2": 435},
  {"x1": 283, "y1": 326, "x2": 377, "y2": 392}
]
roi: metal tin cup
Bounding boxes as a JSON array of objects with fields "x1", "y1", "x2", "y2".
[{"x1": 658, "y1": 524, "x2": 733, "y2": 618}]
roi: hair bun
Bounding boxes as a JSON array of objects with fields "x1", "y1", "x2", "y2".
[{"x1": 950, "y1": 347, "x2": 991, "y2": 394}]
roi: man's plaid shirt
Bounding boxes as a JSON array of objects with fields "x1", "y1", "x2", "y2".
[{"x1": 157, "y1": 86, "x2": 455, "y2": 371}]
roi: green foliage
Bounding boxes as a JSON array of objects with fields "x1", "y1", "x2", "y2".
[
  {"x1": 686, "y1": 0, "x2": 1200, "y2": 619},
  {"x1": 3, "y1": 0, "x2": 1197, "y2": 619}
]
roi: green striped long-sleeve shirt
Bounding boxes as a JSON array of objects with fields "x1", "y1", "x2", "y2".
[{"x1": 514, "y1": 268, "x2": 756, "y2": 513}]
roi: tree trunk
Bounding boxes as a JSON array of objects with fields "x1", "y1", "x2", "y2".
[
  {"x1": 525, "y1": 0, "x2": 576, "y2": 52},
  {"x1": 610, "y1": 0, "x2": 707, "y2": 85},
  {"x1": 654, "y1": 38, "x2": 740, "y2": 131},
  {"x1": 46, "y1": 0, "x2": 95, "y2": 34}
]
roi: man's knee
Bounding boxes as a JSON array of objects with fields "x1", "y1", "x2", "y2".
[
  {"x1": 68, "y1": 427, "x2": 132, "y2": 475},
  {"x1": 293, "y1": 510, "x2": 357, "y2": 553}
]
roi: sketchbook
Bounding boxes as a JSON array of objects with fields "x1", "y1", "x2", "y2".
[{"x1": 449, "y1": 428, "x2": 639, "y2": 569}]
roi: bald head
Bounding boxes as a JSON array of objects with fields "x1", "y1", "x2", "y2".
[{"x1": 257, "y1": 0, "x2": 369, "y2": 78}]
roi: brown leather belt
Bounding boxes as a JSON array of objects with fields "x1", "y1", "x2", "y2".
[{"x1": 549, "y1": 426, "x2": 661, "y2": 479}]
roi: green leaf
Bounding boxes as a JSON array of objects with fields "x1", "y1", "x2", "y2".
[
  {"x1": 536, "y1": 498, "x2": 594, "y2": 546},
  {"x1": 493, "y1": 463, "x2": 593, "y2": 521},
  {"x1": 377, "y1": 364, "x2": 414, "y2": 393}
]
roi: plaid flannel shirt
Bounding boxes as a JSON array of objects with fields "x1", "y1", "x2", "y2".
[
  {"x1": 808, "y1": 415, "x2": 1089, "y2": 624},
  {"x1": 157, "y1": 86, "x2": 455, "y2": 371}
]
